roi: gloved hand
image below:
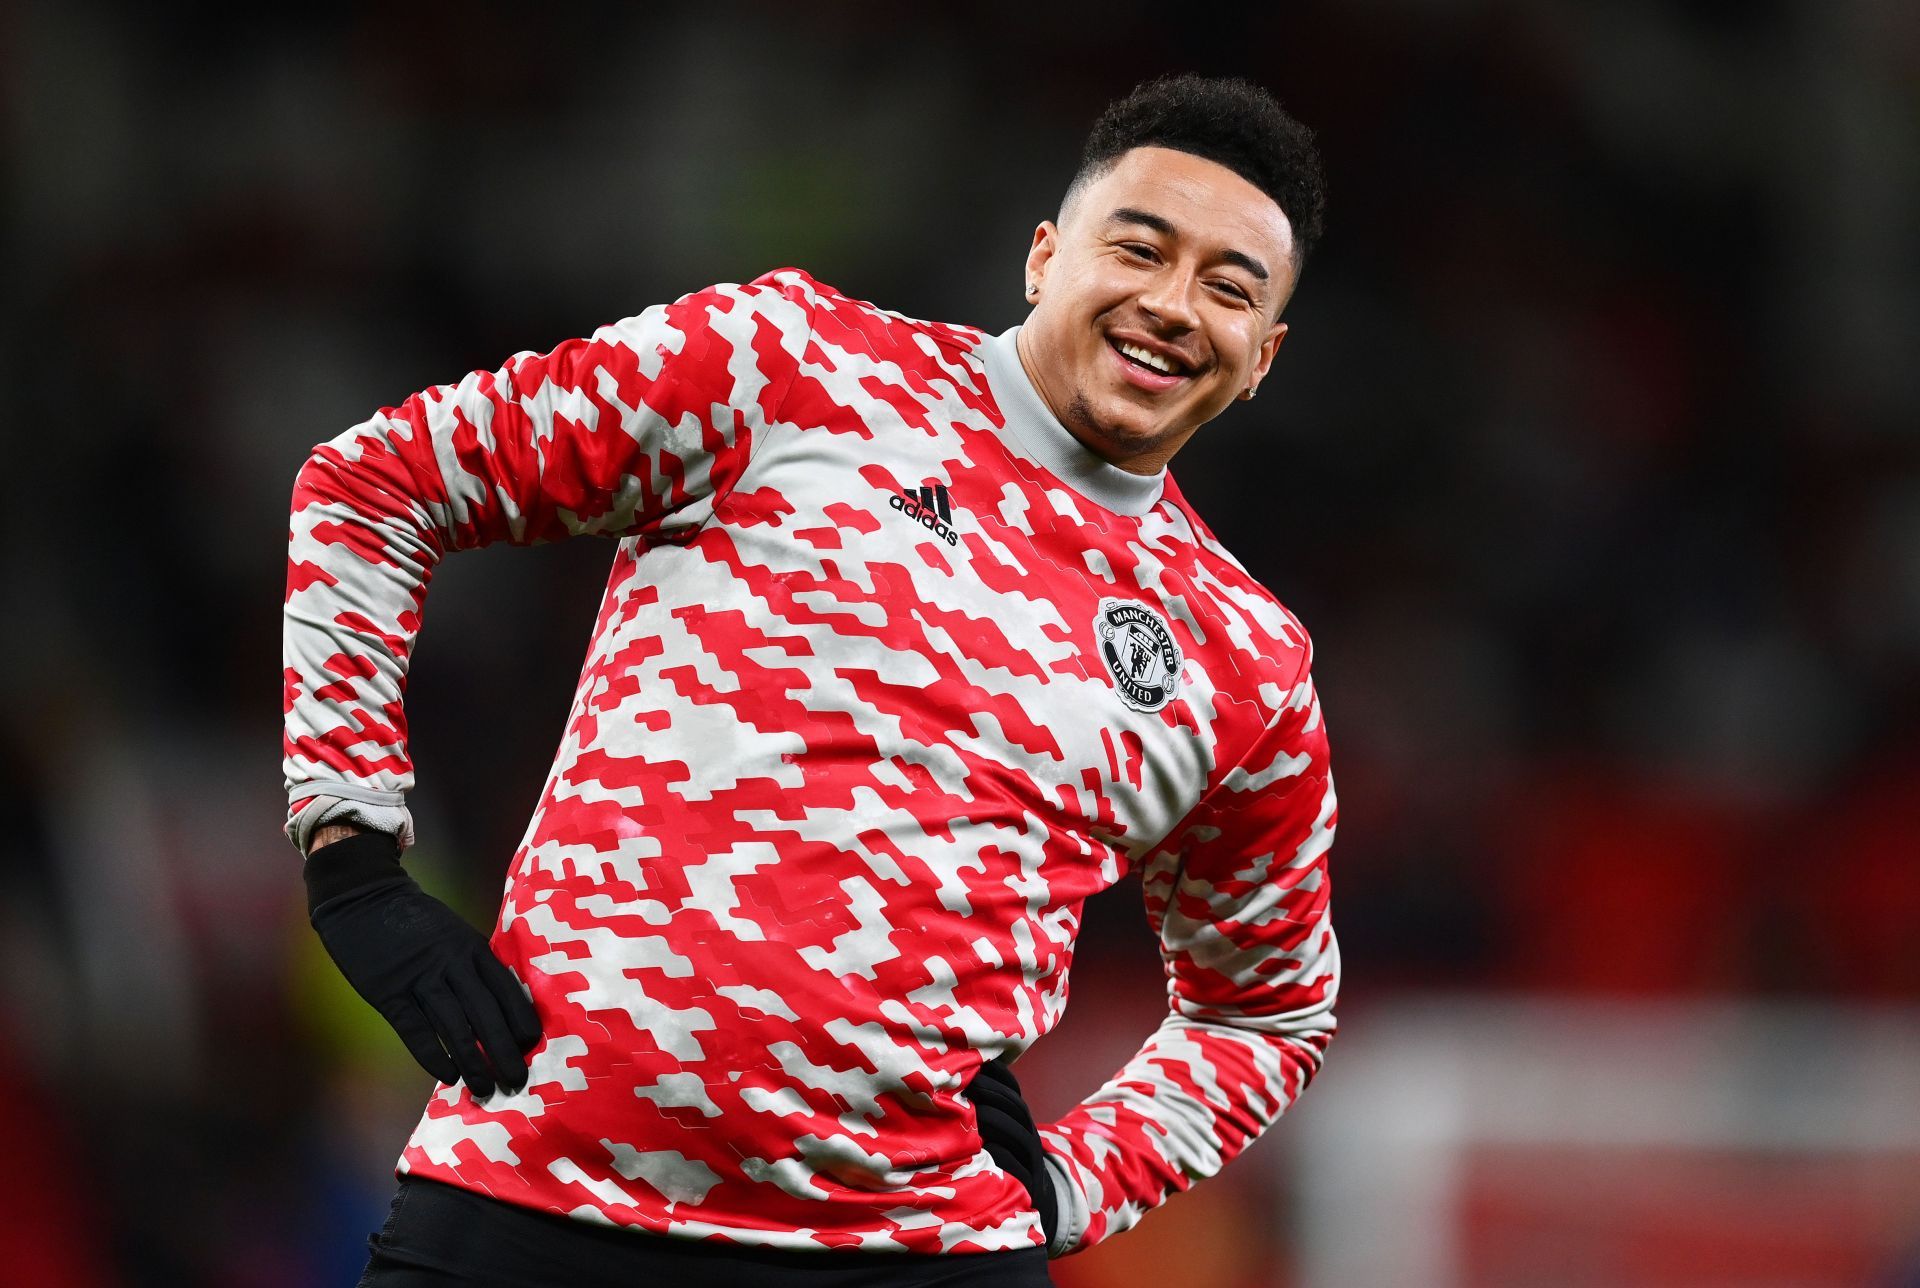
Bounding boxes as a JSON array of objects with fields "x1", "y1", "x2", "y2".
[
  {"x1": 967, "y1": 1057, "x2": 1059, "y2": 1249},
  {"x1": 305, "y1": 830, "x2": 542, "y2": 1097}
]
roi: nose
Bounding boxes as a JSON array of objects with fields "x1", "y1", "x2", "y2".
[{"x1": 1138, "y1": 263, "x2": 1201, "y2": 331}]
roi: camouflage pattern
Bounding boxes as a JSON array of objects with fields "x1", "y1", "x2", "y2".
[{"x1": 283, "y1": 270, "x2": 1339, "y2": 1255}]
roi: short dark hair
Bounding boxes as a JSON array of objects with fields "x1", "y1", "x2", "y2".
[{"x1": 1065, "y1": 74, "x2": 1327, "y2": 272}]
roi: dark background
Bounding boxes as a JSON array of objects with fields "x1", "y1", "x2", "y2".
[{"x1": 5, "y1": 2, "x2": 1917, "y2": 1284}]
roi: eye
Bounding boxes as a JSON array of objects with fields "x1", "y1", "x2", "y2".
[
  {"x1": 1209, "y1": 279, "x2": 1252, "y2": 304},
  {"x1": 1117, "y1": 241, "x2": 1161, "y2": 264}
]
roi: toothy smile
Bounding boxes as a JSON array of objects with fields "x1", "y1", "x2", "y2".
[{"x1": 1111, "y1": 340, "x2": 1184, "y2": 376}]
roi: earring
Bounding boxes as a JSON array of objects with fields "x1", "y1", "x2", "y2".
[
  {"x1": 1242, "y1": 386, "x2": 1258, "y2": 400},
  {"x1": 1026, "y1": 282, "x2": 1039, "y2": 300}
]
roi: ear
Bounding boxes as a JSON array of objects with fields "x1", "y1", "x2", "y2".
[
  {"x1": 1025, "y1": 222, "x2": 1059, "y2": 297},
  {"x1": 1252, "y1": 320, "x2": 1288, "y2": 384}
]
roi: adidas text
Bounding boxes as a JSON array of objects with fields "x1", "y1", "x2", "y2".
[{"x1": 888, "y1": 484, "x2": 961, "y2": 547}]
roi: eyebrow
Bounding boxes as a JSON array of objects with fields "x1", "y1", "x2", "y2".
[{"x1": 1105, "y1": 207, "x2": 1271, "y2": 283}]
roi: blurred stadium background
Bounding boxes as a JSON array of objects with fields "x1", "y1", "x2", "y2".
[{"x1": 6, "y1": 1, "x2": 1918, "y2": 1284}]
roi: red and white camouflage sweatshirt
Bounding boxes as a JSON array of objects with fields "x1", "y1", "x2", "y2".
[{"x1": 283, "y1": 269, "x2": 1339, "y2": 1257}]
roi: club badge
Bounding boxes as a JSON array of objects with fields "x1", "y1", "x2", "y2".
[{"x1": 1095, "y1": 599, "x2": 1183, "y2": 713}]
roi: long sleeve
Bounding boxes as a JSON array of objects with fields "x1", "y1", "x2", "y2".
[
  {"x1": 282, "y1": 274, "x2": 816, "y2": 852},
  {"x1": 1038, "y1": 658, "x2": 1339, "y2": 1254}
]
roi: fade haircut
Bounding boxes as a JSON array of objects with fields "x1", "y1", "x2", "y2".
[{"x1": 1063, "y1": 74, "x2": 1328, "y2": 273}]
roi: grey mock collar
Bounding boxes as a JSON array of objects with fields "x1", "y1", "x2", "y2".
[{"x1": 980, "y1": 325, "x2": 1166, "y2": 518}]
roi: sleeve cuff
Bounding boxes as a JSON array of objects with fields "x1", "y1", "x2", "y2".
[
  {"x1": 1040, "y1": 1143, "x2": 1088, "y2": 1257},
  {"x1": 284, "y1": 793, "x2": 417, "y2": 856}
]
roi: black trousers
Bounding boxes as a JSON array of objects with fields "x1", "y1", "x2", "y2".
[{"x1": 356, "y1": 1176, "x2": 1055, "y2": 1288}]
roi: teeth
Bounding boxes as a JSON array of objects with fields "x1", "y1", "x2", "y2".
[{"x1": 1117, "y1": 341, "x2": 1177, "y2": 375}]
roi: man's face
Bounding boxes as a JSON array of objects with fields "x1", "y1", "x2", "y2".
[{"x1": 1018, "y1": 146, "x2": 1297, "y2": 475}]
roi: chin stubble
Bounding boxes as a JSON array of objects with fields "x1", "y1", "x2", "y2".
[{"x1": 1065, "y1": 388, "x2": 1152, "y2": 453}]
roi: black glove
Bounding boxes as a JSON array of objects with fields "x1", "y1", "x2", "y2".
[
  {"x1": 967, "y1": 1057, "x2": 1059, "y2": 1249},
  {"x1": 305, "y1": 830, "x2": 542, "y2": 1097}
]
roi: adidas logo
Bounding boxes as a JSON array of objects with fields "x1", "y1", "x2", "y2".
[{"x1": 887, "y1": 483, "x2": 961, "y2": 547}]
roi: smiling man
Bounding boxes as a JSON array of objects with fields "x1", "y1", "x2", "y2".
[
  {"x1": 1018, "y1": 138, "x2": 1305, "y2": 475},
  {"x1": 285, "y1": 74, "x2": 1337, "y2": 1287}
]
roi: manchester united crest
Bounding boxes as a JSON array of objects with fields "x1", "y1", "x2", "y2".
[{"x1": 1095, "y1": 599, "x2": 1183, "y2": 712}]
